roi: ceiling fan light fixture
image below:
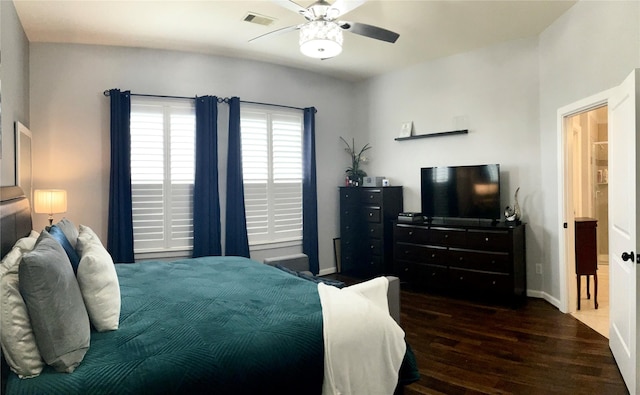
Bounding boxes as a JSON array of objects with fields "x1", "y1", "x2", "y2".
[{"x1": 299, "y1": 20, "x2": 343, "y2": 59}]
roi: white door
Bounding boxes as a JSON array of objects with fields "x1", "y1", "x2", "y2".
[{"x1": 609, "y1": 69, "x2": 640, "y2": 394}]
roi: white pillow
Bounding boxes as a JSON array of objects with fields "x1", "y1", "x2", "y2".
[
  {"x1": 76, "y1": 227, "x2": 121, "y2": 331},
  {"x1": 75, "y1": 224, "x2": 102, "y2": 257},
  {"x1": 0, "y1": 233, "x2": 45, "y2": 378}
]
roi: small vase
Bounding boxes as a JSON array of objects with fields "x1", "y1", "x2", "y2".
[{"x1": 513, "y1": 187, "x2": 521, "y2": 220}]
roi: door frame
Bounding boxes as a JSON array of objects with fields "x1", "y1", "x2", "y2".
[{"x1": 557, "y1": 88, "x2": 612, "y2": 314}]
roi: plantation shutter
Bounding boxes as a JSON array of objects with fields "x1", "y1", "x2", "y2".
[
  {"x1": 241, "y1": 108, "x2": 303, "y2": 245},
  {"x1": 130, "y1": 99, "x2": 195, "y2": 253}
]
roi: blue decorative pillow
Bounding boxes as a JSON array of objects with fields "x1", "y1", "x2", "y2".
[
  {"x1": 48, "y1": 226, "x2": 81, "y2": 274},
  {"x1": 274, "y1": 264, "x2": 345, "y2": 288}
]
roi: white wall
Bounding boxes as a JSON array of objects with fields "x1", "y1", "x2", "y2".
[
  {"x1": 538, "y1": 0, "x2": 640, "y2": 302},
  {"x1": 0, "y1": 0, "x2": 29, "y2": 186},
  {"x1": 356, "y1": 0, "x2": 640, "y2": 301},
  {"x1": 29, "y1": 43, "x2": 355, "y2": 273},
  {"x1": 356, "y1": 37, "x2": 544, "y2": 291}
]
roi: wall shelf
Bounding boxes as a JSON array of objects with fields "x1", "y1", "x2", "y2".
[{"x1": 394, "y1": 129, "x2": 469, "y2": 141}]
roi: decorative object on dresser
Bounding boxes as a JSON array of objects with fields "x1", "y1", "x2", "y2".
[
  {"x1": 362, "y1": 176, "x2": 385, "y2": 187},
  {"x1": 394, "y1": 220, "x2": 526, "y2": 305},
  {"x1": 504, "y1": 187, "x2": 522, "y2": 223},
  {"x1": 339, "y1": 136, "x2": 371, "y2": 186},
  {"x1": 575, "y1": 217, "x2": 598, "y2": 310},
  {"x1": 340, "y1": 186, "x2": 403, "y2": 278}
]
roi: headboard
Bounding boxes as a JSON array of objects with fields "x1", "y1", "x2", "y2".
[{"x1": 0, "y1": 186, "x2": 33, "y2": 259}]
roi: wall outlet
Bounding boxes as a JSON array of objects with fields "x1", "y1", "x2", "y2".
[{"x1": 535, "y1": 263, "x2": 542, "y2": 274}]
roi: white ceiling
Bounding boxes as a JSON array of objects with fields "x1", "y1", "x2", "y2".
[{"x1": 13, "y1": 0, "x2": 577, "y2": 82}]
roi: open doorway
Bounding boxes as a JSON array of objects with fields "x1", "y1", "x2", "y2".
[{"x1": 565, "y1": 106, "x2": 609, "y2": 337}]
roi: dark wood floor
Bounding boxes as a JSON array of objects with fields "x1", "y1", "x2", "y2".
[{"x1": 398, "y1": 285, "x2": 628, "y2": 395}]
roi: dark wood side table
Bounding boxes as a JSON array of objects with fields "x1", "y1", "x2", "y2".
[{"x1": 575, "y1": 217, "x2": 598, "y2": 310}]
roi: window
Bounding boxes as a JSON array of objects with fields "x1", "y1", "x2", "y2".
[
  {"x1": 241, "y1": 106, "x2": 303, "y2": 246},
  {"x1": 130, "y1": 98, "x2": 195, "y2": 256}
]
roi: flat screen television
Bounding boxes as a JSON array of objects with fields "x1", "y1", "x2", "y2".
[{"x1": 421, "y1": 164, "x2": 501, "y2": 221}]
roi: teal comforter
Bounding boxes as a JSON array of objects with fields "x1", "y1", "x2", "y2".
[{"x1": 6, "y1": 257, "x2": 324, "y2": 394}]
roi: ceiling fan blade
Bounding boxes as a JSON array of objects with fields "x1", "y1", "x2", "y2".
[
  {"x1": 248, "y1": 24, "x2": 301, "y2": 43},
  {"x1": 272, "y1": 0, "x2": 313, "y2": 20},
  {"x1": 327, "y1": 0, "x2": 366, "y2": 19},
  {"x1": 339, "y1": 21, "x2": 399, "y2": 43}
]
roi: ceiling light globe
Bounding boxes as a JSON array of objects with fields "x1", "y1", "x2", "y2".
[{"x1": 299, "y1": 20, "x2": 343, "y2": 59}]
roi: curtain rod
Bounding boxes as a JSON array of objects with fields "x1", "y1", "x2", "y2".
[{"x1": 103, "y1": 90, "x2": 315, "y2": 112}]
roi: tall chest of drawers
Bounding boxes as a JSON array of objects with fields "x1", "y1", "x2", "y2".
[
  {"x1": 339, "y1": 186, "x2": 403, "y2": 278},
  {"x1": 394, "y1": 221, "x2": 526, "y2": 303}
]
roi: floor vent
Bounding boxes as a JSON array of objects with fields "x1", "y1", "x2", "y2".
[{"x1": 243, "y1": 12, "x2": 276, "y2": 26}]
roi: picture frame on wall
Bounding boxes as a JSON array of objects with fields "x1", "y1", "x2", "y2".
[
  {"x1": 15, "y1": 121, "x2": 33, "y2": 201},
  {"x1": 399, "y1": 121, "x2": 414, "y2": 138}
]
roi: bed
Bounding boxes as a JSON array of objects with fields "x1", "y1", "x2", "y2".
[{"x1": 0, "y1": 186, "x2": 418, "y2": 394}]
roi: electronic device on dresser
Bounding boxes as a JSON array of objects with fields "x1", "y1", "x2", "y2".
[
  {"x1": 421, "y1": 164, "x2": 500, "y2": 223},
  {"x1": 395, "y1": 164, "x2": 526, "y2": 306}
]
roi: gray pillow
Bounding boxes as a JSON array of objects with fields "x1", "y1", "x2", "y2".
[
  {"x1": 55, "y1": 218, "x2": 79, "y2": 249},
  {"x1": 19, "y1": 231, "x2": 90, "y2": 373}
]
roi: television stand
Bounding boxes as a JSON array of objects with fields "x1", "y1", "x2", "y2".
[{"x1": 393, "y1": 220, "x2": 526, "y2": 305}]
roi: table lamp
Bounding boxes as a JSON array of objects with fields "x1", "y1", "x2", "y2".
[{"x1": 34, "y1": 189, "x2": 67, "y2": 226}]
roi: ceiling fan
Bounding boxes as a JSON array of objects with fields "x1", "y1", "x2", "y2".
[{"x1": 249, "y1": 0, "x2": 400, "y2": 59}]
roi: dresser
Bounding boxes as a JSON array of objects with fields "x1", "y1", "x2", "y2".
[
  {"x1": 575, "y1": 218, "x2": 598, "y2": 310},
  {"x1": 394, "y1": 220, "x2": 526, "y2": 303},
  {"x1": 339, "y1": 186, "x2": 403, "y2": 278}
]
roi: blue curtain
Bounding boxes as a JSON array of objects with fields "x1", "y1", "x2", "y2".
[
  {"x1": 225, "y1": 97, "x2": 250, "y2": 257},
  {"x1": 193, "y1": 96, "x2": 222, "y2": 257},
  {"x1": 302, "y1": 107, "x2": 319, "y2": 274},
  {"x1": 107, "y1": 89, "x2": 135, "y2": 263}
]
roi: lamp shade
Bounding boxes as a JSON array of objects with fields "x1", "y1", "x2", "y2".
[
  {"x1": 299, "y1": 20, "x2": 343, "y2": 59},
  {"x1": 34, "y1": 189, "x2": 67, "y2": 215}
]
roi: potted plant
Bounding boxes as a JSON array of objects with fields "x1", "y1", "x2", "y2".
[{"x1": 340, "y1": 137, "x2": 371, "y2": 186}]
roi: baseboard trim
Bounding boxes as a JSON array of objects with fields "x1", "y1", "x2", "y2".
[{"x1": 527, "y1": 290, "x2": 562, "y2": 310}]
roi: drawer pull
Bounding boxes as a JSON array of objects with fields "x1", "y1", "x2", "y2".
[
  {"x1": 345, "y1": 225, "x2": 350, "y2": 230},
  {"x1": 409, "y1": 231, "x2": 413, "y2": 236},
  {"x1": 404, "y1": 250, "x2": 409, "y2": 255},
  {"x1": 369, "y1": 195, "x2": 374, "y2": 199},
  {"x1": 459, "y1": 276, "x2": 464, "y2": 280},
  {"x1": 485, "y1": 237, "x2": 490, "y2": 242},
  {"x1": 345, "y1": 210, "x2": 349, "y2": 215},
  {"x1": 370, "y1": 228, "x2": 374, "y2": 233},
  {"x1": 459, "y1": 257, "x2": 464, "y2": 261},
  {"x1": 345, "y1": 194, "x2": 349, "y2": 198},
  {"x1": 445, "y1": 234, "x2": 449, "y2": 239},
  {"x1": 491, "y1": 260, "x2": 496, "y2": 264},
  {"x1": 492, "y1": 280, "x2": 496, "y2": 285},
  {"x1": 369, "y1": 212, "x2": 373, "y2": 217},
  {"x1": 431, "y1": 272, "x2": 436, "y2": 276},
  {"x1": 370, "y1": 245, "x2": 375, "y2": 249},
  {"x1": 431, "y1": 253, "x2": 436, "y2": 258},
  {"x1": 404, "y1": 268, "x2": 409, "y2": 272}
]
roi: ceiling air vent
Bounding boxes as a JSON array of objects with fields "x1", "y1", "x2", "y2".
[{"x1": 243, "y1": 12, "x2": 276, "y2": 26}]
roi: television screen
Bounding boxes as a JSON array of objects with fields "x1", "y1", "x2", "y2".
[{"x1": 421, "y1": 164, "x2": 501, "y2": 220}]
